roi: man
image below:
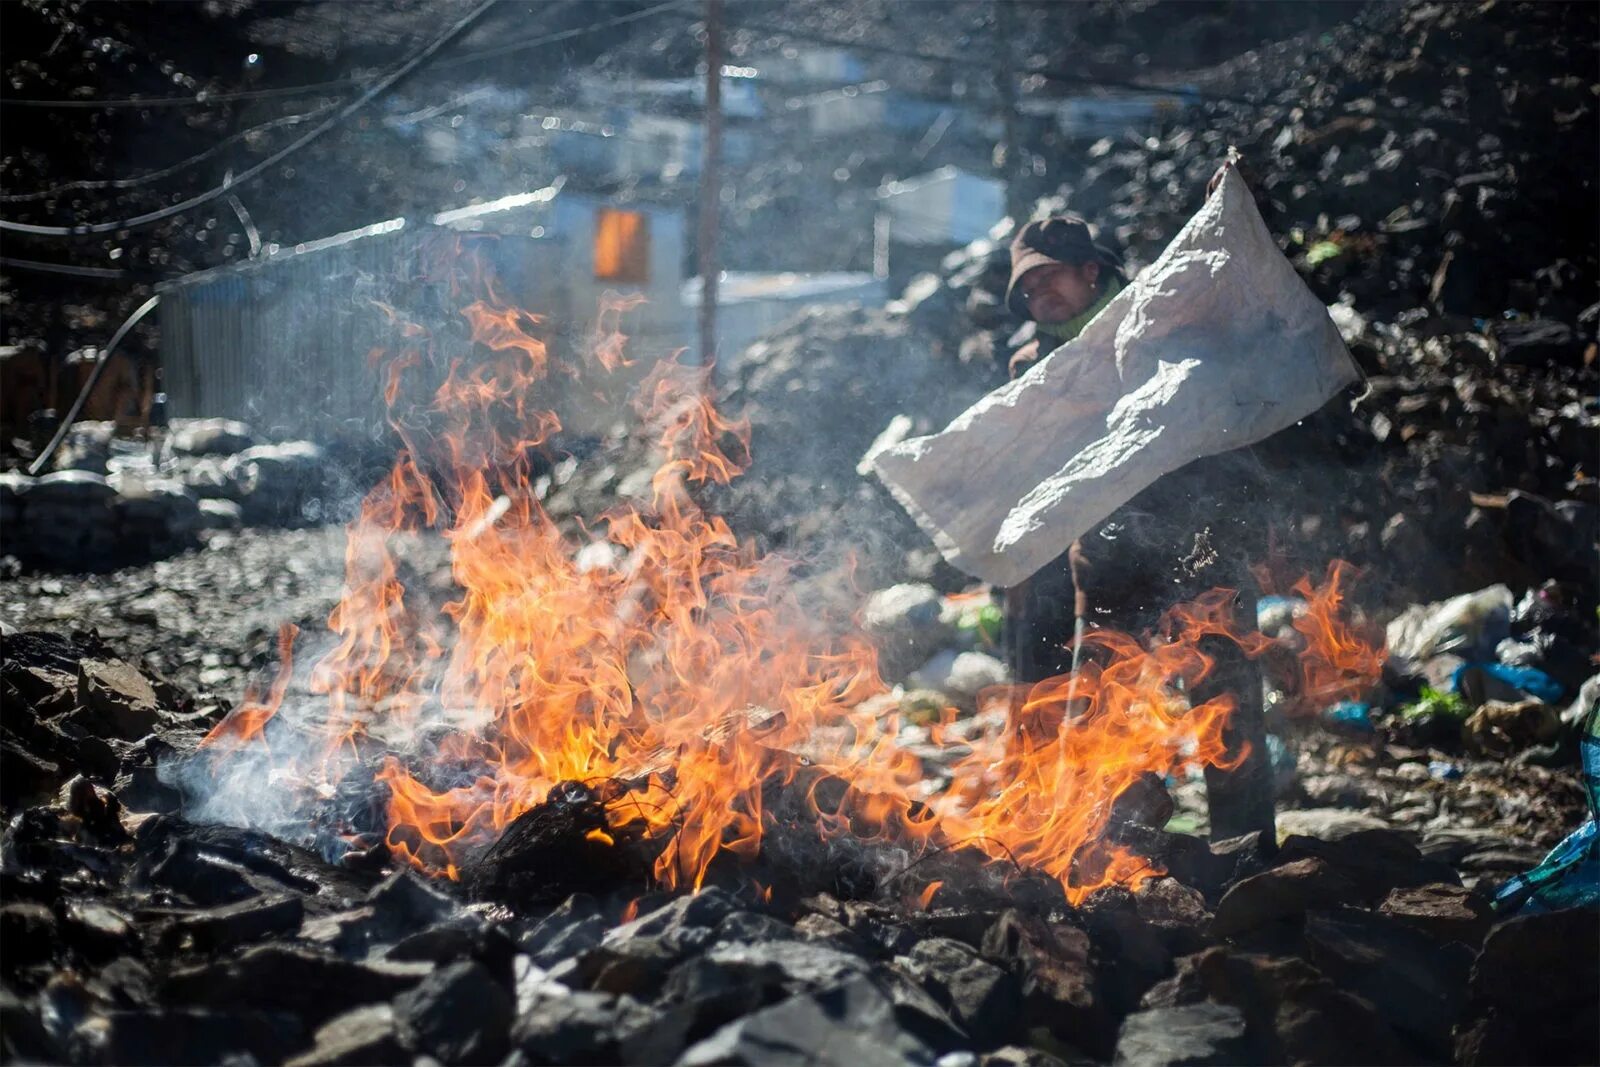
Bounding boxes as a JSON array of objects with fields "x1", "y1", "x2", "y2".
[{"x1": 1000, "y1": 197, "x2": 1277, "y2": 840}]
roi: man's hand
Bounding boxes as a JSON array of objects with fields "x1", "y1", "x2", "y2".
[{"x1": 1009, "y1": 339, "x2": 1043, "y2": 379}]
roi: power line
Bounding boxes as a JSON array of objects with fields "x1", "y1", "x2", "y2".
[
  {"x1": 0, "y1": 75, "x2": 360, "y2": 110},
  {"x1": 0, "y1": 0, "x2": 689, "y2": 111},
  {"x1": 0, "y1": 0, "x2": 695, "y2": 237},
  {"x1": 0, "y1": 104, "x2": 338, "y2": 203},
  {"x1": 0, "y1": 0, "x2": 502, "y2": 237},
  {"x1": 0, "y1": 255, "x2": 144, "y2": 280}
]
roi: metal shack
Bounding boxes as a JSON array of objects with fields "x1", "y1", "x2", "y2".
[{"x1": 159, "y1": 183, "x2": 692, "y2": 440}]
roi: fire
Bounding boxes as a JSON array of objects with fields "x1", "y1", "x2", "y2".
[{"x1": 200, "y1": 242, "x2": 1384, "y2": 906}]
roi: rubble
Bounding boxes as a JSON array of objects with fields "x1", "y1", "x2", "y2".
[{"x1": 0, "y1": 626, "x2": 1597, "y2": 1065}]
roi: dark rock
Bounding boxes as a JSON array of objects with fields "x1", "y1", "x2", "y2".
[
  {"x1": 385, "y1": 914, "x2": 517, "y2": 988},
  {"x1": 366, "y1": 867, "x2": 459, "y2": 925},
  {"x1": 1210, "y1": 858, "x2": 1359, "y2": 940},
  {"x1": 1080, "y1": 891, "x2": 1175, "y2": 1019},
  {"x1": 99, "y1": 1009, "x2": 304, "y2": 1066},
  {"x1": 163, "y1": 891, "x2": 305, "y2": 952},
  {"x1": 1456, "y1": 907, "x2": 1600, "y2": 1067},
  {"x1": 675, "y1": 975, "x2": 939, "y2": 1067},
  {"x1": 661, "y1": 956, "x2": 775, "y2": 1041},
  {"x1": 1276, "y1": 829, "x2": 1457, "y2": 902},
  {"x1": 1107, "y1": 773, "x2": 1176, "y2": 837},
  {"x1": 1492, "y1": 318, "x2": 1584, "y2": 367},
  {"x1": 1133, "y1": 878, "x2": 1212, "y2": 928},
  {"x1": 716, "y1": 909, "x2": 802, "y2": 944},
  {"x1": 285, "y1": 1004, "x2": 405, "y2": 1067},
  {"x1": 163, "y1": 944, "x2": 432, "y2": 1026},
  {"x1": 393, "y1": 960, "x2": 513, "y2": 1065},
  {"x1": 0, "y1": 902, "x2": 57, "y2": 973},
  {"x1": 981, "y1": 909, "x2": 1111, "y2": 1056},
  {"x1": 513, "y1": 987, "x2": 688, "y2": 1066},
  {"x1": 897, "y1": 936, "x2": 1020, "y2": 1047},
  {"x1": 0, "y1": 989, "x2": 62, "y2": 1062},
  {"x1": 1113, "y1": 1003, "x2": 1252, "y2": 1067},
  {"x1": 518, "y1": 894, "x2": 607, "y2": 966},
  {"x1": 466, "y1": 780, "x2": 649, "y2": 907},
  {"x1": 60, "y1": 899, "x2": 135, "y2": 960},
  {"x1": 1144, "y1": 948, "x2": 1412, "y2": 1065},
  {"x1": 1379, "y1": 883, "x2": 1494, "y2": 946},
  {"x1": 76, "y1": 657, "x2": 166, "y2": 740},
  {"x1": 1303, "y1": 907, "x2": 1470, "y2": 1059},
  {"x1": 577, "y1": 889, "x2": 740, "y2": 996},
  {"x1": 703, "y1": 938, "x2": 873, "y2": 994},
  {"x1": 0, "y1": 739, "x2": 64, "y2": 808}
]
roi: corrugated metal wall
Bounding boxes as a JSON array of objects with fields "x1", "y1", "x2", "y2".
[{"x1": 160, "y1": 224, "x2": 555, "y2": 440}]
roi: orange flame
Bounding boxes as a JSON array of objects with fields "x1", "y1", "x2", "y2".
[
  {"x1": 201, "y1": 623, "x2": 298, "y2": 755},
  {"x1": 205, "y1": 243, "x2": 1384, "y2": 906}
]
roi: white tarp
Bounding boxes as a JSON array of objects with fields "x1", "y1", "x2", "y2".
[{"x1": 871, "y1": 168, "x2": 1361, "y2": 588}]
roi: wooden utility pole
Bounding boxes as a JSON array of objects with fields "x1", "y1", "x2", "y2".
[
  {"x1": 994, "y1": 0, "x2": 1027, "y2": 221},
  {"x1": 697, "y1": 0, "x2": 724, "y2": 366}
]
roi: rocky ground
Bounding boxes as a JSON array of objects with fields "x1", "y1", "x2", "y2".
[
  {"x1": 2, "y1": 1, "x2": 1598, "y2": 1065},
  {"x1": 2, "y1": 625, "x2": 1596, "y2": 1066}
]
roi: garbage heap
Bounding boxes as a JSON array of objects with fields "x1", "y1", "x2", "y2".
[{"x1": 699, "y1": 0, "x2": 1597, "y2": 613}]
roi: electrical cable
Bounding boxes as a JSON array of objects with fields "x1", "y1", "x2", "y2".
[
  {"x1": 0, "y1": 104, "x2": 339, "y2": 203},
  {"x1": 0, "y1": 0, "x2": 689, "y2": 110},
  {"x1": 0, "y1": 0, "x2": 502, "y2": 237},
  {"x1": 0, "y1": 255, "x2": 143, "y2": 280},
  {"x1": 26, "y1": 294, "x2": 161, "y2": 477}
]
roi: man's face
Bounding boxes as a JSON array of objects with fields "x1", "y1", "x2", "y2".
[{"x1": 1018, "y1": 261, "x2": 1101, "y2": 324}]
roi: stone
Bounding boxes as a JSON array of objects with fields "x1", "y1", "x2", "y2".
[
  {"x1": 513, "y1": 988, "x2": 687, "y2": 1066},
  {"x1": 1379, "y1": 883, "x2": 1493, "y2": 946},
  {"x1": 1303, "y1": 907, "x2": 1470, "y2": 1059},
  {"x1": 168, "y1": 418, "x2": 257, "y2": 457},
  {"x1": 518, "y1": 894, "x2": 607, "y2": 966},
  {"x1": 675, "y1": 975, "x2": 939, "y2": 1067},
  {"x1": 162, "y1": 944, "x2": 432, "y2": 1026},
  {"x1": 703, "y1": 938, "x2": 873, "y2": 994},
  {"x1": 99, "y1": 1008, "x2": 304, "y2": 1066},
  {"x1": 285, "y1": 1005, "x2": 406, "y2": 1067},
  {"x1": 1143, "y1": 948, "x2": 1411, "y2": 1066},
  {"x1": 1134, "y1": 878, "x2": 1213, "y2": 928},
  {"x1": 1210, "y1": 858, "x2": 1360, "y2": 940},
  {"x1": 0, "y1": 902, "x2": 58, "y2": 972},
  {"x1": 1272, "y1": 808, "x2": 1391, "y2": 840},
  {"x1": 896, "y1": 937, "x2": 1020, "y2": 1047},
  {"x1": 1276, "y1": 829, "x2": 1458, "y2": 902},
  {"x1": 164, "y1": 892, "x2": 305, "y2": 951},
  {"x1": 385, "y1": 915, "x2": 517, "y2": 987},
  {"x1": 367, "y1": 868, "x2": 459, "y2": 925},
  {"x1": 1456, "y1": 908, "x2": 1600, "y2": 1067},
  {"x1": 196, "y1": 498, "x2": 245, "y2": 530},
  {"x1": 1463, "y1": 698, "x2": 1561, "y2": 755},
  {"x1": 393, "y1": 960, "x2": 513, "y2": 1065},
  {"x1": 1113, "y1": 1003, "x2": 1251, "y2": 1067},
  {"x1": 909, "y1": 650, "x2": 1009, "y2": 706},
  {"x1": 76, "y1": 658, "x2": 164, "y2": 740},
  {"x1": 980, "y1": 910, "x2": 1110, "y2": 1054},
  {"x1": 862, "y1": 584, "x2": 956, "y2": 678}
]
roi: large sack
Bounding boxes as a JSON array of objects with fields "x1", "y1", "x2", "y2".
[{"x1": 871, "y1": 168, "x2": 1361, "y2": 587}]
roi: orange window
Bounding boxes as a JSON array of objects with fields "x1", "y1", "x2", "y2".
[{"x1": 594, "y1": 209, "x2": 650, "y2": 283}]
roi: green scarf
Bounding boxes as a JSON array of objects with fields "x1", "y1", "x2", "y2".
[{"x1": 1037, "y1": 276, "x2": 1124, "y2": 345}]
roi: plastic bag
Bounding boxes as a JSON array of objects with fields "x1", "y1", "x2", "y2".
[{"x1": 871, "y1": 168, "x2": 1361, "y2": 587}]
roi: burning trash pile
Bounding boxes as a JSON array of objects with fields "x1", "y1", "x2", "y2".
[{"x1": 4, "y1": 236, "x2": 1598, "y2": 1066}]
